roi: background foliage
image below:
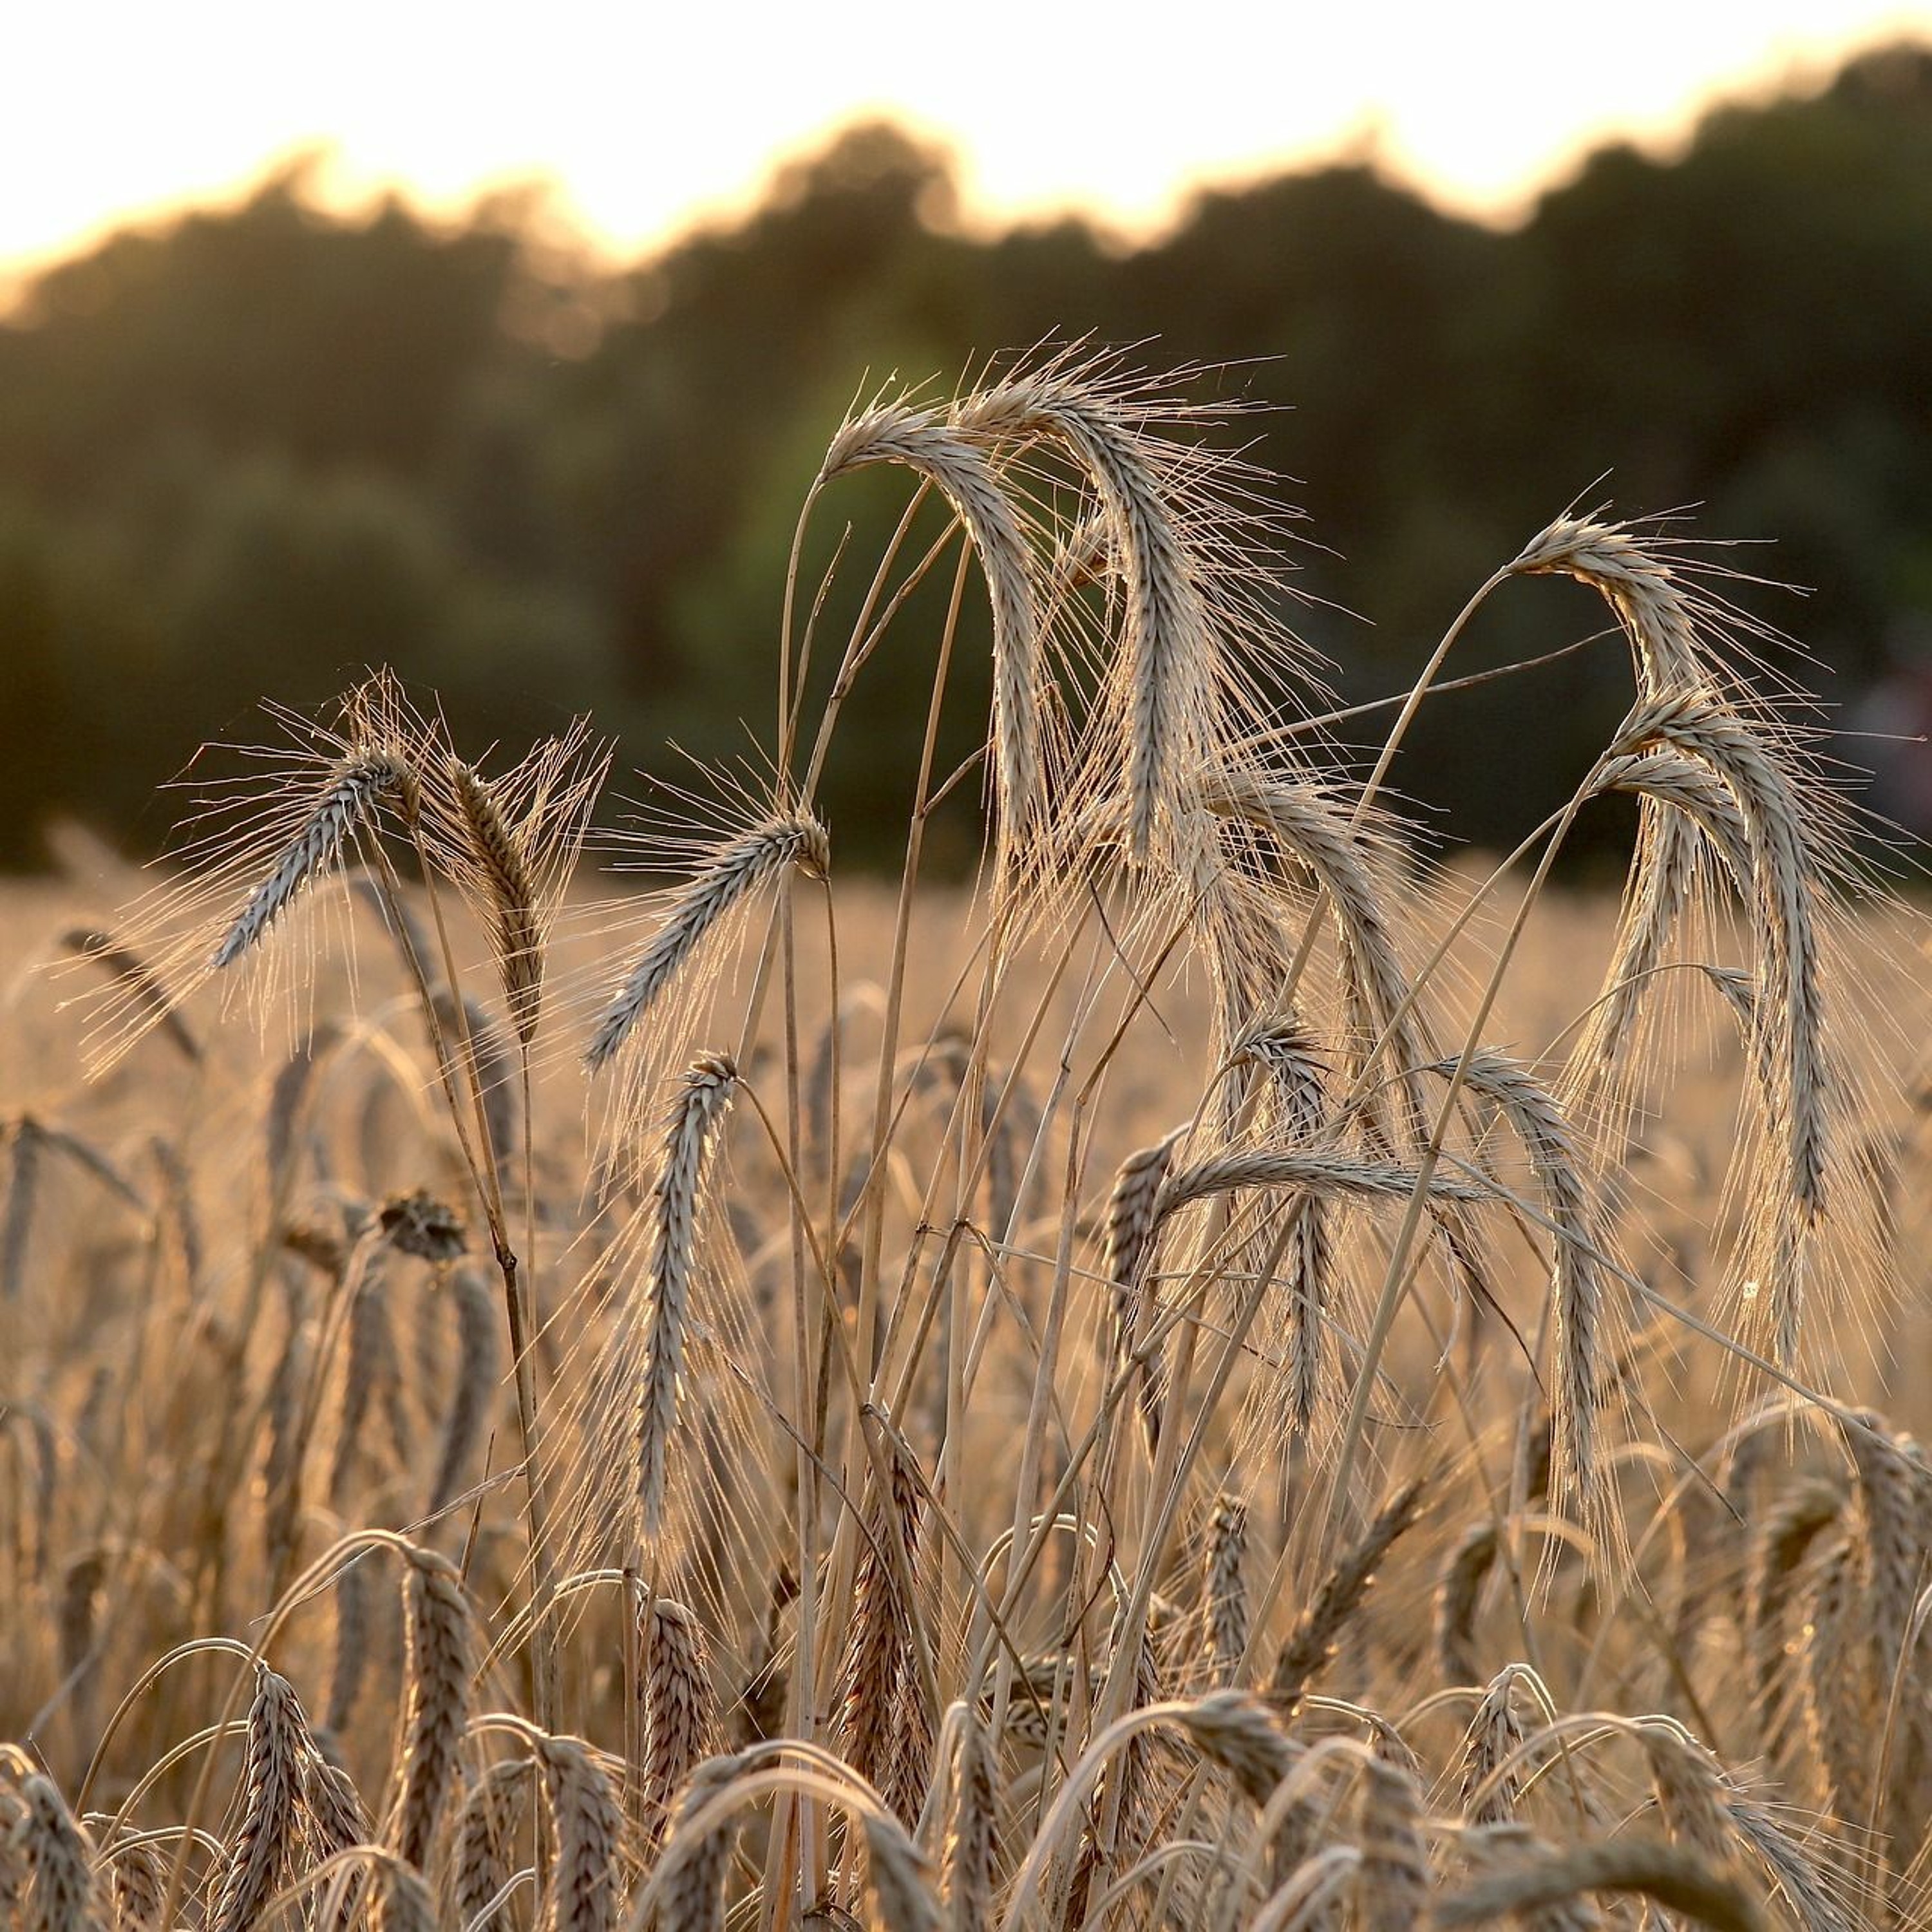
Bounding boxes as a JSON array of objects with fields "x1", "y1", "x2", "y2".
[{"x1": 3, "y1": 41, "x2": 1929, "y2": 868}]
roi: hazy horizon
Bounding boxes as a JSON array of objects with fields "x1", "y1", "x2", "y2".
[{"x1": 10, "y1": 1, "x2": 1931, "y2": 294}]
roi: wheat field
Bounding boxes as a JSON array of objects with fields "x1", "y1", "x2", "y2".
[{"x1": 4, "y1": 350, "x2": 1932, "y2": 1932}]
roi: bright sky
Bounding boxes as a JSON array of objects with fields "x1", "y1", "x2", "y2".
[{"x1": 9, "y1": 1, "x2": 1931, "y2": 281}]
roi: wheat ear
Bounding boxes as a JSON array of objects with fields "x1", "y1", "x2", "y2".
[
  {"x1": 1353, "y1": 1748, "x2": 1428, "y2": 1931},
  {"x1": 1206, "y1": 775, "x2": 1431, "y2": 1139},
  {"x1": 15, "y1": 1776, "x2": 102, "y2": 1932},
  {"x1": 1510, "y1": 515, "x2": 1723, "y2": 1104},
  {"x1": 1157, "y1": 1151, "x2": 1484, "y2": 1224},
  {"x1": 839, "y1": 1428, "x2": 932, "y2": 1824},
  {"x1": 957, "y1": 370, "x2": 1213, "y2": 865},
  {"x1": 942, "y1": 1707, "x2": 997, "y2": 1932},
  {"x1": 640, "y1": 1598, "x2": 717, "y2": 1849},
  {"x1": 654, "y1": 1754, "x2": 743, "y2": 1932},
  {"x1": 1434, "y1": 1520, "x2": 1499, "y2": 1685},
  {"x1": 1233, "y1": 1015, "x2": 1334, "y2": 1435},
  {"x1": 1104, "y1": 1129, "x2": 1183, "y2": 1456},
  {"x1": 1459, "y1": 1670, "x2": 1528, "y2": 1825},
  {"x1": 634, "y1": 1052, "x2": 738, "y2": 1549},
  {"x1": 1745, "y1": 1475, "x2": 1841, "y2": 1717},
  {"x1": 1176, "y1": 1690, "x2": 1297, "y2": 1806},
  {"x1": 585, "y1": 815, "x2": 826, "y2": 1072},
  {"x1": 429, "y1": 1264, "x2": 500, "y2": 1518},
  {"x1": 864, "y1": 1810, "x2": 945, "y2": 1932},
  {"x1": 397, "y1": 1548, "x2": 471, "y2": 1871},
  {"x1": 450, "y1": 759, "x2": 547, "y2": 1046},
  {"x1": 209, "y1": 1663, "x2": 303, "y2": 1932},
  {"x1": 326, "y1": 1551, "x2": 372, "y2": 1738},
  {"x1": 1200, "y1": 1493, "x2": 1251, "y2": 1684},
  {"x1": 1457, "y1": 1826, "x2": 1603, "y2": 1932},
  {"x1": 104, "y1": 1837, "x2": 166, "y2": 1932},
  {"x1": 538, "y1": 1734, "x2": 622, "y2": 1932},
  {"x1": 1269, "y1": 1478, "x2": 1426, "y2": 1710},
  {"x1": 1436, "y1": 1837, "x2": 1768, "y2": 1932},
  {"x1": 1799, "y1": 1530, "x2": 1872, "y2": 1827},
  {"x1": 820, "y1": 402, "x2": 1042, "y2": 853},
  {"x1": 451, "y1": 1761, "x2": 527, "y2": 1932},
  {"x1": 300, "y1": 1741, "x2": 375, "y2": 1932},
  {"x1": 1438, "y1": 1053, "x2": 1608, "y2": 1537},
  {"x1": 213, "y1": 750, "x2": 410, "y2": 969}
]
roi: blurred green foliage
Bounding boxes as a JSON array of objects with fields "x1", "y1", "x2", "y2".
[{"x1": 3, "y1": 44, "x2": 1929, "y2": 869}]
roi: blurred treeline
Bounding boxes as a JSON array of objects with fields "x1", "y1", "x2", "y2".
[{"x1": 3, "y1": 40, "x2": 1929, "y2": 872}]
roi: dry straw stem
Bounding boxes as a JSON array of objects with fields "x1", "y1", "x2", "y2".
[
  {"x1": 819, "y1": 398, "x2": 1043, "y2": 858},
  {"x1": 1434, "y1": 1835, "x2": 1769, "y2": 1932},
  {"x1": 632, "y1": 1052, "x2": 739, "y2": 1550},
  {"x1": 584, "y1": 811, "x2": 826, "y2": 1073},
  {"x1": 1249, "y1": 1845, "x2": 1360, "y2": 1932}
]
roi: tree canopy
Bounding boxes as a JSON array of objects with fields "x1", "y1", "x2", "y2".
[{"x1": 3, "y1": 43, "x2": 1929, "y2": 867}]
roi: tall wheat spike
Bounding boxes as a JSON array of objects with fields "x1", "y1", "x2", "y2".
[
  {"x1": 397, "y1": 1550, "x2": 471, "y2": 1871},
  {"x1": 632, "y1": 1053, "x2": 739, "y2": 1550},
  {"x1": 820, "y1": 399, "x2": 1043, "y2": 860}
]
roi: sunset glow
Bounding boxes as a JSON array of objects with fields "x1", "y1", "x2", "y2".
[{"x1": 11, "y1": 0, "x2": 1932, "y2": 289}]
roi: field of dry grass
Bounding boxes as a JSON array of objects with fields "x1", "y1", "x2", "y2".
[{"x1": 4, "y1": 351, "x2": 1931, "y2": 1932}]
